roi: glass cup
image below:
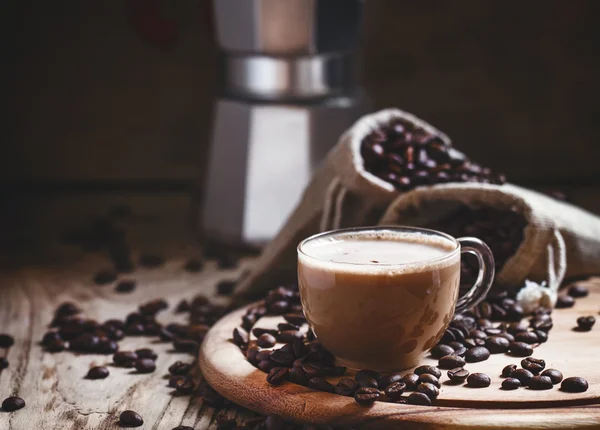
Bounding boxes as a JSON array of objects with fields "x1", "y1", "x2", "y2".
[{"x1": 297, "y1": 226, "x2": 494, "y2": 371}]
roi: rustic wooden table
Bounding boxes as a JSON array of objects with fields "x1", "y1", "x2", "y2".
[{"x1": 1, "y1": 188, "x2": 598, "y2": 429}]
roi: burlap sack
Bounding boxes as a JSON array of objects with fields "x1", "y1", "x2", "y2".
[
  {"x1": 235, "y1": 108, "x2": 451, "y2": 298},
  {"x1": 380, "y1": 183, "x2": 600, "y2": 311}
]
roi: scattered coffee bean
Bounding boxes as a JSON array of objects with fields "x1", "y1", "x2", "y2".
[
  {"x1": 521, "y1": 357, "x2": 545, "y2": 374},
  {"x1": 232, "y1": 328, "x2": 249, "y2": 348},
  {"x1": 184, "y1": 259, "x2": 204, "y2": 272},
  {"x1": 169, "y1": 361, "x2": 192, "y2": 375},
  {"x1": 467, "y1": 373, "x2": 491, "y2": 388},
  {"x1": 354, "y1": 387, "x2": 380, "y2": 405},
  {"x1": 87, "y1": 366, "x2": 109, "y2": 379},
  {"x1": 115, "y1": 280, "x2": 136, "y2": 293},
  {"x1": 568, "y1": 285, "x2": 588, "y2": 298},
  {"x1": 485, "y1": 336, "x2": 510, "y2": 353},
  {"x1": 417, "y1": 382, "x2": 439, "y2": 399},
  {"x1": 438, "y1": 354, "x2": 465, "y2": 369},
  {"x1": 252, "y1": 328, "x2": 279, "y2": 338},
  {"x1": 93, "y1": 270, "x2": 117, "y2": 285},
  {"x1": 113, "y1": 351, "x2": 138, "y2": 368},
  {"x1": 541, "y1": 369, "x2": 563, "y2": 384},
  {"x1": 509, "y1": 341, "x2": 533, "y2": 357},
  {"x1": 217, "y1": 280, "x2": 236, "y2": 296},
  {"x1": 139, "y1": 254, "x2": 164, "y2": 268},
  {"x1": 561, "y1": 376, "x2": 589, "y2": 393},
  {"x1": 267, "y1": 367, "x2": 289, "y2": 386},
  {"x1": 135, "y1": 358, "x2": 156, "y2": 374},
  {"x1": 511, "y1": 368, "x2": 534, "y2": 385},
  {"x1": 257, "y1": 333, "x2": 277, "y2": 348},
  {"x1": 407, "y1": 392, "x2": 432, "y2": 406},
  {"x1": 430, "y1": 344, "x2": 454, "y2": 359},
  {"x1": 501, "y1": 378, "x2": 521, "y2": 390},
  {"x1": 0, "y1": 334, "x2": 15, "y2": 349},
  {"x1": 447, "y1": 367, "x2": 469, "y2": 383},
  {"x1": 0, "y1": 357, "x2": 8, "y2": 369},
  {"x1": 175, "y1": 377, "x2": 196, "y2": 395},
  {"x1": 534, "y1": 330, "x2": 548, "y2": 343},
  {"x1": 414, "y1": 365, "x2": 441, "y2": 378},
  {"x1": 384, "y1": 381, "x2": 406, "y2": 400},
  {"x1": 308, "y1": 377, "x2": 335, "y2": 393},
  {"x1": 283, "y1": 313, "x2": 306, "y2": 326},
  {"x1": 576, "y1": 316, "x2": 595, "y2": 331},
  {"x1": 70, "y1": 333, "x2": 100, "y2": 353},
  {"x1": 400, "y1": 373, "x2": 420, "y2": 390},
  {"x1": 528, "y1": 375, "x2": 553, "y2": 391},
  {"x1": 2, "y1": 396, "x2": 25, "y2": 412},
  {"x1": 334, "y1": 378, "x2": 358, "y2": 396},
  {"x1": 278, "y1": 330, "x2": 304, "y2": 344},
  {"x1": 378, "y1": 373, "x2": 402, "y2": 389},
  {"x1": 502, "y1": 364, "x2": 517, "y2": 378},
  {"x1": 555, "y1": 295, "x2": 575, "y2": 309},
  {"x1": 465, "y1": 346, "x2": 490, "y2": 363},
  {"x1": 418, "y1": 374, "x2": 440, "y2": 388},
  {"x1": 277, "y1": 322, "x2": 299, "y2": 332},
  {"x1": 119, "y1": 410, "x2": 144, "y2": 427}
]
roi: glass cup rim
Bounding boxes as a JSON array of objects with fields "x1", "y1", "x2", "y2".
[{"x1": 297, "y1": 225, "x2": 460, "y2": 267}]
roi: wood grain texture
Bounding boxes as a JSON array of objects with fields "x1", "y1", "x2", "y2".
[
  {"x1": 201, "y1": 280, "x2": 600, "y2": 429},
  {"x1": 0, "y1": 194, "x2": 259, "y2": 429}
]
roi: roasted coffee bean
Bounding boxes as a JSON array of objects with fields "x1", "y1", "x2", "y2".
[
  {"x1": 2, "y1": 396, "x2": 25, "y2": 411},
  {"x1": 506, "y1": 304, "x2": 524, "y2": 322},
  {"x1": 521, "y1": 357, "x2": 545, "y2": 374},
  {"x1": 511, "y1": 368, "x2": 534, "y2": 385},
  {"x1": 168, "y1": 375, "x2": 185, "y2": 388},
  {"x1": 430, "y1": 344, "x2": 454, "y2": 359},
  {"x1": 278, "y1": 330, "x2": 304, "y2": 344},
  {"x1": 354, "y1": 387, "x2": 380, "y2": 405},
  {"x1": 115, "y1": 280, "x2": 136, "y2": 293},
  {"x1": 502, "y1": 364, "x2": 517, "y2": 378},
  {"x1": 271, "y1": 349, "x2": 295, "y2": 366},
  {"x1": 308, "y1": 377, "x2": 335, "y2": 393},
  {"x1": 334, "y1": 378, "x2": 358, "y2": 396},
  {"x1": 46, "y1": 338, "x2": 66, "y2": 352},
  {"x1": 528, "y1": 375, "x2": 553, "y2": 390},
  {"x1": 119, "y1": 410, "x2": 144, "y2": 427},
  {"x1": 400, "y1": 373, "x2": 420, "y2": 390},
  {"x1": 292, "y1": 340, "x2": 308, "y2": 358},
  {"x1": 535, "y1": 330, "x2": 548, "y2": 343},
  {"x1": 414, "y1": 365, "x2": 441, "y2": 378},
  {"x1": 501, "y1": 378, "x2": 521, "y2": 390},
  {"x1": 453, "y1": 345, "x2": 468, "y2": 357},
  {"x1": 256, "y1": 333, "x2": 277, "y2": 348},
  {"x1": 278, "y1": 322, "x2": 300, "y2": 332},
  {"x1": 267, "y1": 367, "x2": 289, "y2": 385},
  {"x1": 541, "y1": 369, "x2": 563, "y2": 384},
  {"x1": 438, "y1": 355, "x2": 465, "y2": 369},
  {"x1": 252, "y1": 328, "x2": 279, "y2": 338},
  {"x1": 384, "y1": 381, "x2": 406, "y2": 400},
  {"x1": 56, "y1": 302, "x2": 81, "y2": 317},
  {"x1": 418, "y1": 373, "x2": 440, "y2": 388},
  {"x1": 135, "y1": 358, "x2": 156, "y2": 374},
  {"x1": 555, "y1": 295, "x2": 575, "y2": 308},
  {"x1": 70, "y1": 333, "x2": 100, "y2": 353},
  {"x1": 168, "y1": 361, "x2": 193, "y2": 376},
  {"x1": 0, "y1": 357, "x2": 8, "y2": 369},
  {"x1": 561, "y1": 376, "x2": 589, "y2": 393},
  {"x1": 447, "y1": 367, "x2": 469, "y2": 383},
  {"x1": 132, "y1": 349, "x2": 156, "y2": 361},
  {"x1": 256, "y1": 350, "x2": 272, "y2": 362},
  {"x1": 407, "y1": 392, "x2": 432, "y2": 406},
  {"x1": 357, "y1": 376, "x2": 379, "y2": 389},
  {"x1": 514, "y1": 331, "x2": 538, "y2": 344},
  {"x1": 467, "y1": 373, "x2": 491, "y2": 388},
  {"x1": 465, "y1": 346, "x2": 490, "y2": 363},
  {"x1": 568, "y1": 284, "x2": 588, "y2": 298},
  {"x1": 87, "y1": 366, "x2": 109, "y2": 379},
  {"x1": 485, "y1": 336, "x2": 510, "y2": 353},
  {"x1": 509, "y1": 342, "x2": 533, "y2": 357},
  {"x1": 258, "y1": 360, "x2": 275, "y2": 373},
  {"x1": 93, "y1": 270, "x2": 117, "y2": 285},
  {"x1": 288, "y1": 367, "x2": 308, "y2": 386},
  {"x1": 232, "y1": 328, "x2": 249, "y2": 348},
  {"x1": 378, "y1": 373, "x2": 402, "y2": 389},
  {"x1": 507, "y1": 322, "x2": 529, "y2": 334},
  {"x1": 0, "y1": 334, "x2": 15, "y2": 349},
  {"x1": 175, "y1": 377, "x2": 196, "y2": 395},
  {"x1": 184, "y1": 258, "x2": 204, "y2": 272},
  {"x1": 417, "y1": 382, "x2": 439, "y2": 399},
  {"x1": 576, "y1": 316, "x2": 595, "y2": 331},
  {"x1": 125, "y1": 323, "x2": 145, "y2": 336},
  {"x1": 283, "y1": 313, "x2": 306, "y2": 326},
  {"x1": 113, "y1": 351, "x2": 138, "y2": 367},
  {"x1": 268, "y1": 300, "x2": 290, "y2": 315},
  {"x1": 469, "y1": 329, "x2": 487, "y2": 339}
]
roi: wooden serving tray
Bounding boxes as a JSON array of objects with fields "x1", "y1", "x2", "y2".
[{"x1": 200, "y1": 280, "x2": 600, "y2": 429}]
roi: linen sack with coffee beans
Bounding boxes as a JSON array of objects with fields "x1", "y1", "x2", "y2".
[
  {"x1": 236, "y1": 108, "x2": 600, "y2": 311},
  {"x1": 235, "y1": 108, "x2": 502, "y2": 299}
]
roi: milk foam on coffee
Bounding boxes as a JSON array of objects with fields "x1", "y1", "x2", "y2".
[{"x1": 299, "y1": 231, "x2": 456, "y2": 273}]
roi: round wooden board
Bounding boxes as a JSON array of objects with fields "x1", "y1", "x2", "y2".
[{"x1": 200, "y1": 279, "x2": 600, "y2": 429}]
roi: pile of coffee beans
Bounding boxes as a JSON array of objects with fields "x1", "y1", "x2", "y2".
[
  {"x1": 500, "y1": 357, "x2": 587, "y2": 392},
  {"x1": 360, "y1": 117, "x2": 506, "y2": 191}
]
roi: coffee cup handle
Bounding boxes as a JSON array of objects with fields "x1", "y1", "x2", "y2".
[{"x1": 454, "y1": 237, "x2": 495, "y2": 314}]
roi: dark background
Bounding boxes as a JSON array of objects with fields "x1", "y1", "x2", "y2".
[{"x1": 3, "y1": 0, "x2": 600, "y2": 192}]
